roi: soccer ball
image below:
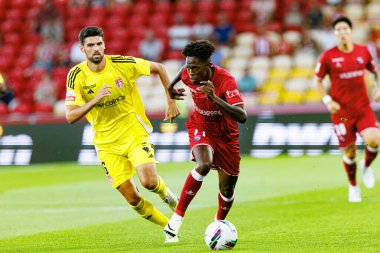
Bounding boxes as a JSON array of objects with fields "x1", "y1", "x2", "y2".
[{"x1": 204, "y1": 220, "x2": 238, "y2": 250}]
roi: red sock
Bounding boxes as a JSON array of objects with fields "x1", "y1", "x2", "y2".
[
  {"x1": 365, "y1": 146, "x2": 378, "y2": 167},
  {"x1": 175, "y1": 169, "x2": 204, "y2": 217},
  {"x1": 343, "y1": 156, "x2": 356, "y2": 186},
  {"x1": 216, "y1": 193, "x2": 234, "y2": 220}
]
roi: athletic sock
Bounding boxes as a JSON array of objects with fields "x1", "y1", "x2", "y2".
[
  {"x1": 365, "y1": 146, "x2": 378, "y2": 168},
  {"x1": 343, "y1": 155, "x2": 357, "y2": 186},
  {"x1": 216, "y1": 193, "x2": 235, "y2": 220},
  {"x1": 130, "y1": 197, "x2": 169, "y2": 227},
  {"x1": 175, "y1": 168, "x2": 204, "y2": 217},
  {"x1": 149, "y1": 176, "x2": 168, "y2": 200}
]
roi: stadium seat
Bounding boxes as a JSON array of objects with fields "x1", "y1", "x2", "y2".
[
  {"x1": 249, "y1": 56, "x2": 271, "y2": 72},
  {"x1": 293, "y1": 53, "x2": 316, "y2": 68},
  {"x1": 365, "y1": 3, "x2": 380, "y2": 20},
  {"x1": 232, "y1": 46, "x2": 253, "y2": 59},
  {"x1": 281, "y1": 90, "x2": 304, "y2": 104},
  {"x1": 0, "y1": 102, "x2": 8, "y2": 115},
  {"x1": 304, "y1": 89, "x2": 322, "y2": 104},
  {"x1": 344, "y1": 4, "x2": 364, "y2": 21},
  {"x1": 284, "y1": 78, "x2": 308, "y2": 92},
  {"x1": 226, "y1": 57, "x2": 249, "y2": 72},
  {"x1": 35, "y1": 103, "x2": 53, "y2": 113},
  {"x1": 283, "y1": 31, "x2": 302, "y2": 47},
  {"x1": 272, "y1": 55, "x2": 293, "y2": 70},
  {"x1": 236, "y1": 32, "x2": 255, "y2": 47}
]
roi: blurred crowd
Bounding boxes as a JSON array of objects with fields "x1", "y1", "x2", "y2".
[{"x1": 0, "y1": 0, "x2": 379, "y2": 115}]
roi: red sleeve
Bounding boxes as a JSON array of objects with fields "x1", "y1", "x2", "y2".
[
  {"x1": 365, "y1": 46, "x2": 377, "y2": 72},
  {"x1": 314, "y1": 51, "x2": 329, "y2": 80},
  {"x1": 223, "y1": 77, "x2": 244, "y2": 106}
]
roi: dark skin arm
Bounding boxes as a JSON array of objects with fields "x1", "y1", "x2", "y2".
[
  {"x1": 167, "y1": 66, "x2": 186, "y2": 100},
  {"x1": 198, "y1": 80, "x2": 247, "y2": 123}
]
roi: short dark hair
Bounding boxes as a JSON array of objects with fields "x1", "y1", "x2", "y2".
[
  {"x1": 78, "y1": 26, "x2": 104, "y2": 45},
  {"x1": 182, "y1": 40, "x2": 215, "y2": 61},
  {"x1": 332, "y1": 16, "x2": 352, "y2": 29}
]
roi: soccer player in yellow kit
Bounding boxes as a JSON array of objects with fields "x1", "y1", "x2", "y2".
[{"x1": 65, "y1": 26, "x2": 179, "y2": 228}]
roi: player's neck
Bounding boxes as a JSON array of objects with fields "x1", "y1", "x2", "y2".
[
  {"x1": 337, "y1": 42, "x2": 354, "y2": 53},
  {"x1": 87, "y1": 58, "x2": 106, "y2": 72}
]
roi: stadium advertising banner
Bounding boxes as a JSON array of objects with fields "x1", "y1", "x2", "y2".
[{"x1": 0, "y1": 113, "x2": 367, "y2": 165}]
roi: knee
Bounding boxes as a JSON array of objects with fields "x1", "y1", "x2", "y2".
[
  {"x1": 220, "y1": 189, "x2": 234, "y2": 199},
  {"x1": 219, "y1": 184, "x2": 235, "y2": 199},
  {"x1": 140, "y1": 177, "x2": 158, "y2": 191},
  {"x1": 367, "y1": 139, "x2": 380, "y2": 149},
  {"x1": 196, "y1": 161, "x2": 213, "y2": 175}
]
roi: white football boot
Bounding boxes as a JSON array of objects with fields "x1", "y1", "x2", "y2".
[
  {"x1": 348, "y1": 185, "x2": 362, "y2": 203},
  {"x1": 163, "y1": 187, "x2": 178, "y2": 211},
  {"x1": 360, "y1": 159, "x2": 375, "y2": 189},
  {"x1": 164, "y1": 213, "x2": 183, "y2": 243}
]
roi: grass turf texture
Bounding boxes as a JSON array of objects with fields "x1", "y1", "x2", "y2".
[{"x1": 0, "y1": 155, "x2": 379, "y2": 252}]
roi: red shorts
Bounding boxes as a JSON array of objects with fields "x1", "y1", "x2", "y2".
[
  {"x1": 187, "y1": 127, "x2": 240, "y2": 175},
  {"x1": 331, "y1": 106, "x2": 379, "y2": 149}
]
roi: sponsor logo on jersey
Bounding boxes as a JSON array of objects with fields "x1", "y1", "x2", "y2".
[
  {"x1": 339, "y1": 70, "x2": 364, "y2": 79},
  {"x1": 115, "y1": 78, "x2": 124, "y2": 88},
  {"x1": 357, "y1": 57, "x2": 363, "y2": 64},
  {"x1": 332, "y1": 57, "x2": 344, "y2": 62},
  {"x1": 96, "y1": 95, "x2": 125, "y2": 109},
  {"x1": 194, "y1": 105, "x2": 222, "y2": 116},
  {"x1": 66, "y1": 90, "x2": 75, "y2": 101},
  {"x1": 226, "y1": 89, "x2": 240, "y2": 98},
  {"x1": 83, "y1": 83, "x2": 96, "y2": 90}
]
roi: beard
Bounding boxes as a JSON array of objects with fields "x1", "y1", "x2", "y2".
[{"x1": 88, "y1": 53, "x2": 104, "y2": 64}]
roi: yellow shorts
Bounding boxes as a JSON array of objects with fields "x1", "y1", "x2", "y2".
[{"x1": 96, "y1": 134, "x2": 157, "y2": 189}]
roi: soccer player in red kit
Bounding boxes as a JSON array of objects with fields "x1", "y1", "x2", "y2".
[
  {"x1": 315, "y1": 16, "x2": 380, "y2": 202},
  {"x1": 163, "y1": 40, "x2": 247, "y2": 242}
]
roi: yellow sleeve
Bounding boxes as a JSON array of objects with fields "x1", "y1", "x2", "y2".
[
  {"x1": 65, "y1": 67, "x2": 84, "y2": 106},
  {"x1": 0, "y1": 74, "x2": 4, "y2": 84},
  {"x1": 113, "y1": 56, "x2": 150, "y2": 80}
]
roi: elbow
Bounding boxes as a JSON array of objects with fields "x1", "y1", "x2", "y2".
[
  {"x1": 238, "y1": 112, "x2": 248, "y2": 124},
  {"x1": 66, "y1": 114, "x2": 77, "y2": 125}
]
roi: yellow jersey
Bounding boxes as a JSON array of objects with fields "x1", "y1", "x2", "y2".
[{"x1": 65, "y1": 55, "x2": 153, "y2": 145}]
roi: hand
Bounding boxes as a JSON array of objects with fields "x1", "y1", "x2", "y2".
[
  {"x1": 168, "y1": 87, "x2": 186, "y2": 100},
  {"x1": 326, "y1": 100, "x2": 341, "y2": 114},
  {"x1": 94, "y1": 84, "x2": 112, "y2": 103},
  {"x1": 373, "y1": 87, "x2": 380, "y2": 102},
  {"x1": 198, "y1": 80, "x2": 215, "y2": 100},
  {"x1": 165, "y1": 100, "x2": 180, "y2": 123}
]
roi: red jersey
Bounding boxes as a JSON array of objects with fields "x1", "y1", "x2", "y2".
[
  {"x1": 315, "y1": 44, "x2": 377, "y2": 113},
  {"x1": 181, "y1": 65, "x2": 244, "y2": 140}
]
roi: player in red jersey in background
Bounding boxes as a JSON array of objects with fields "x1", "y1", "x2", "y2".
[
  {"x1": 315, "y1": 16, "x2": 380, "y2": 202},
  {"x1": 163, "y1": 40, "x2": 247, "y2": 242}
]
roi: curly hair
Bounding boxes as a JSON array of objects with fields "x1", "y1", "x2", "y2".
[
  {"x1": 182, "y1": 40, "x2": 215, "y2": 61},
  {"x1": 78, "y1": 26, "x2": 104, "y2": 45}
]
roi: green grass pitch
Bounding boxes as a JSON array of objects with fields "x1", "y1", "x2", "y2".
[{"x1": 1, "y1": 154, "x2": 380, "y2": 253}]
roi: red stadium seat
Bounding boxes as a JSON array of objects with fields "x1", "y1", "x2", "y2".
[
  {"x1": 109, "y1": 5, "x2": 129, "y2": 17},
  {"x1": 219, "y1": 0, "x2": 236, "y2": 11},
  {"x1": 0, "y1": 102, "x2": 8, "y2": 115},
  {"x1": 35, "y1": 103, "x2": 53, "y2": 113},
  {"x1": 6, "y1": 9, "x2": 25, "y2": 20},
  {"x1": 155, "y1": 2, "x2": 171, "y2": 14},
  {"x1": 3, "y1": 33, "x2": 21, "y2": 47}
]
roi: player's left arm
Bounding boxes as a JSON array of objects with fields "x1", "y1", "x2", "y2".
[
  {"x1": 198, "y1": 80, "x2": 247, "y2": 123},
  {"x1": 370, "y1": 67, "x2": 380, "y2": 102},
  {"x1": 149, "y1": 61, "x2": 180, "y2": 122}
]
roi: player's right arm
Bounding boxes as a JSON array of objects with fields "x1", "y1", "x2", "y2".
[
  {"x1": 168, "y1": 66, "x2": 186, "y2": 100},
  {"x1": 66, "y1": 84, "x2": 111, "y2": 124},
  {"x1": 314, "y1": 54, "x2": 341, "y2": 114}
]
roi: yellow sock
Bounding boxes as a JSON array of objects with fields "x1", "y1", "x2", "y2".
[
  {"x1": 130, "y1": 197, "x2": 169, "y2": 227},
  {"x1": 150, "y1": 176, "x2": 168, "y2": 200}
]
